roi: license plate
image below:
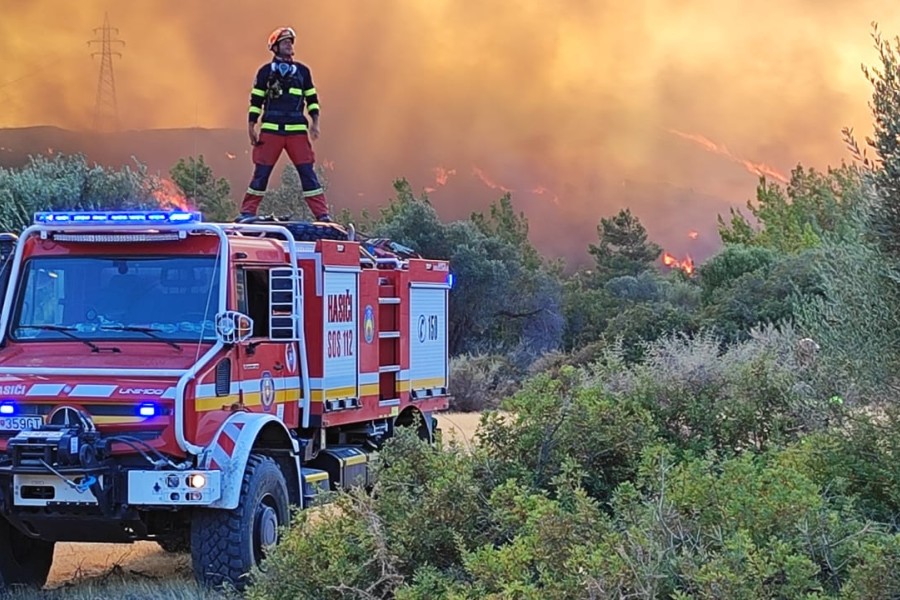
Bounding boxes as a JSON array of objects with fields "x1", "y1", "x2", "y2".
[{"x1": 0, "y1": 416, "x2": 44, "y2": 431}]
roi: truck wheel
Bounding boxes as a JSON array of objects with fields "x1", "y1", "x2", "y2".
[
  {"x1": 191, "y1": 454, "x2": 289, "y2": 588},
  {"x1": 0, "y1": 517, "x2": 54, "y2": 589}
]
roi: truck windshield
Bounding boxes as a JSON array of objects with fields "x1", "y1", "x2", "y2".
[{"x1": 11, "y1": 256, "x2": 220, "y2": 343}]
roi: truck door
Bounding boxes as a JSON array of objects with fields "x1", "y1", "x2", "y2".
[{"x1": 235, "y1": 267, "x2": 290, "y2": 422}]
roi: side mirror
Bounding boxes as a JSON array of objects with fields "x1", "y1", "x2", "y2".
[{"x1": 215, "y1": 311, "x2": 254, "y2": 344}]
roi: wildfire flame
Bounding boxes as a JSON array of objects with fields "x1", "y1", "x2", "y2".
[
  {"x1": 471, "y1": 165, "x2": 560, "y2": 204},
  {"x1": 662, "y1": 251, "x2": 694, "y2": 276},
  {"x1": 434, "y1": 166, "x2": 455, "y2": 186},
  {"x1": 150, "y1": 178, "x2": 193, "y2": 211},
  {"x1": 688, "y1": 230, "x2": 699, "y2": 240},
  {"x1": 531, "y1": 185, "x2": 560, "y2": 205},
  {"x1": 321, "y1": 159, "x2": 335, "y2": 171},
  {"x1": 668, "y1": 129, "x2": 788, "y2": 183},
  {"x1": 225, "y1": 152, "x2": 236, "y2": 160},
  {"x1": 472, "y1": 166, "x2": 514, "y2": 193},
  {"x1": 425, "y1": 166, "x2": 457, "y2": 193}
]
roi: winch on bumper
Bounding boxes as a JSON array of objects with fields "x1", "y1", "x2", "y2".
[{"x1": 0, "y1": 425, "x2": 222, "y2": 542}]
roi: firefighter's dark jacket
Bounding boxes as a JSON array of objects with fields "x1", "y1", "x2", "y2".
[{"x1": 248, "y1": 58, "x2": 320, "y2": 134}]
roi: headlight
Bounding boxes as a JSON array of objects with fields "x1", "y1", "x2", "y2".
[{"x1": 187, "y1": 473, "x2": 207, "y2": 489}]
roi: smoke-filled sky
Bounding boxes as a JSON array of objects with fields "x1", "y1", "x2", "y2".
[{"x1": 2, "y1": 0, "x2": 900, "y2": 265}]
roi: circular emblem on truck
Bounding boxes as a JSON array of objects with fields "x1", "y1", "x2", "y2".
[
  {"x1": 260, "y1": 372, "x2": 275, "y2": 412},
  {"x1": 285, "y1": 345, "x2": 296, "y2": 373},
  {"x1": 364, "y1": 305, "x2": 375, "y2": 344}
]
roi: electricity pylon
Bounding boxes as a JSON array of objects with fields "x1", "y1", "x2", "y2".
[{"x1": 88, "y1": 13, "x2": 124, "y2": 132}]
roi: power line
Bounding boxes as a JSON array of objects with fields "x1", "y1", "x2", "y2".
[{"x1": 88, "y1": 12, "x2": 125, "y2": 132}]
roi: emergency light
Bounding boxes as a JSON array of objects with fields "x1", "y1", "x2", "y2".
[
  {"x1": 34, "y1": 211, "x2": 203, "y2": 225},
  {"x1": 0, "y1": 401, "x2": 15, "y2": 415},
  {"x1": 137, "y1": 403, "x2": 159, "y2": 417}
]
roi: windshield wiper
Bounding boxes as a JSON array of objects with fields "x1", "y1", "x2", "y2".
[
  {"x1": 100, "y1": 325, "x2": 183, "y2": 351},
  {"x1": 16, "y1": 324, "x2": 119, "y2": 353}
]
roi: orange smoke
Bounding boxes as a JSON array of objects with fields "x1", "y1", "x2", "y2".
[
  {"x1": 1, "y1": 2, "x2": 888, "y2": 268},
  {"x1": 668, "y1": 129, "x2": 789, "y2": 183}
]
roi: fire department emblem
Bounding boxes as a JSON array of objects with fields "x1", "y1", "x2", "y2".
[
  {"x1": 285, "y1": 345, "x2": 296, "y2": 373},
  {"x1": 364, "y1": 305, "x2": 375, "y2": 344},
  {"x1": 260, "y1": 372, "x2": 276, "y2": 412},
  {"x1": 417, "y1": 315, "x2": 427, "y2": 343}
]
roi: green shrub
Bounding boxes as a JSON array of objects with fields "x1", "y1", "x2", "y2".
[
  {"x1": 247, "y1": 493, "x2": 403, "y2": 600},
  {"x1": 448, "y1": 354, "x2": 520, "y2": 412},
  {"x1": 604, "y1": 327, "x2": 823, "y2": 455},
  {"x1": 839, "y1": 533, "x2": 900, "y2": 600},
  {"x1": 787, "y1": 408, "x2": 900, "y2": 525},
  {"x1": 457, "y1": 472, "x2": 610, "y2": 600},
  {"x1": 370, "y1": 427, "x2": 494, "y2": 575},
  {"x1": 476, "y1": 366, "x2": 658, "y2": 501},
  {"x1": 0, "y1": 153, "x2": 161, "y2": 231},
  {"x1": 573, "y1": 445, "x2": 899, "y2": 598},
  {"x1": 795, "y1": 239, "x2": 900, "y2": 403}
]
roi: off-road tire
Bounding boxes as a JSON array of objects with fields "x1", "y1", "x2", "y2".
[
  {"x1": 0, "y1": 517, "x2": 55, "y2": 589},
  {"x1": 190, "y1": 454, "x2": 289, "y2": 589}
]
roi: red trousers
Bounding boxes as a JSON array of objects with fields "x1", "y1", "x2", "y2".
[{"x1": 240, "y1": 132, "x2": 328, "y2": 218}]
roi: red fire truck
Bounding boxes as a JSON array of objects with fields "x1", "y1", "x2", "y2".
[{"x1": 0, "y1": 211, "x2": 451, "y2": 588}]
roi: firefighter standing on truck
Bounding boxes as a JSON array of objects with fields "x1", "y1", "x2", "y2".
[{"x1": 238, "y1": 27, "x2": 331, "y2": 222}]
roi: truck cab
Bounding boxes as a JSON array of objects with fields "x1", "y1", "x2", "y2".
[{"x1": 0, "y1": 211, "x2": 451, "y2": 589}]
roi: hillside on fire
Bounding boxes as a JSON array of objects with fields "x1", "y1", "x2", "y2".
[{"x1": 2, "y1": 29, "x2": 900, "y2": 597}]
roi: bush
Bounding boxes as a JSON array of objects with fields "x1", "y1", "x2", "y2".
[
  {"x1": 247, "y1": 493, "x2": 403, "y2": 600},
  {"x1": 795, "y1": 239, "x2": 900, "y2": 403},
  {"x1": 603, "y1": 327, "x2": 824, "y2": 455},
  {"x1": 0, "y1": 153, "x2": 161, "y2": 231},
  {"x1": 575, "y1": 445, "x2": 899, "y2": 598},
  {"x1": 455, "y1": 470, "x2": 610, "y2": 600},
  {"x1": 448, "y1": 354, "x2": 520, "y2": 412},
  {"x1": 788, "y1": 406, "x2": 900, "y2": 525},
  {"x1": 370, "y1": 428, "x2": 494, "y2": 575},
  {"x1": 476, "y1": 366, "x2": 658, "y2": 501}
]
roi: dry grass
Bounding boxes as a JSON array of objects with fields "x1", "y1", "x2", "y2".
[
  {"x1": 47, "y1": 542, "x2": 186, "y2": 588},
  {"x1": 0, "y1": 542, "x2": 218, "y2": 600},
  {"x1": 436, "y1": 411, "x2": 484, "y2": 449}
]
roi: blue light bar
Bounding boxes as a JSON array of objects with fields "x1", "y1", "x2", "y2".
[
  {"x1": 137, "y1": 402, "x2": 158, "y2": 417},
  {"x1": 0, "y1": 401, "x2": 15, "y2": 416},
  {"x1": 447, "y1": 273, "x2": 454, "y2": 289},
  {"x1": 34, "y1": 211, "x2": 203, "y2": 225}
]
